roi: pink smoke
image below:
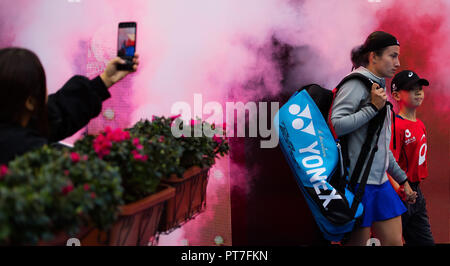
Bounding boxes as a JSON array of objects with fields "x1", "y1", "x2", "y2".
[
  {"x1": 2, "y1": 0, "x2": 449, "y2": 244},
  {"x1": 374, "y1": 0, "x2": 450, "y2": 244}
]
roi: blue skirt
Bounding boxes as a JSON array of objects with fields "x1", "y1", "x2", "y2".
[{"x1": 355, "y1": 181, "x2": 407, "y2": 228}]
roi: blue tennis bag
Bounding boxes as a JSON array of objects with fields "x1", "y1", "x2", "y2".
[
  {"x1": 275, "y1": 87, "x2": 364, "y2": 242},
  {"x1": 275, "y1": 73, "x2": 387, "y2": 242}
]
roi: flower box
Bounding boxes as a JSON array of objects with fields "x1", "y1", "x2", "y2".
[
  {"x1": 80, "y1": 184, "x2": 175, "y2": 246},
  {"x1": 158, "y1": 166, "x2": 210, "y2": 233}
]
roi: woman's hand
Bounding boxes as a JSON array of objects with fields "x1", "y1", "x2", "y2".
[
  {"x1": 100, "y1": 54, "x2": 140, "y2": 88},
  {"x1": 403, "y1": 181, "x2": 418, "y2": 204},
  {"x1": 370, "y1": 83, "x2": 387, "y2": 110}
]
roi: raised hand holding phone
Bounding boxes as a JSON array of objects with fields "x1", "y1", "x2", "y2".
[
  {"x1": 100, "y1": 22, "x2": 139, "y2": 88},
  {"x1": 117, "y1": 22, "x2": 137, "y2": 71},
  {"x1": 100, "y1": 54, "x2": 139, "y2": 88}
]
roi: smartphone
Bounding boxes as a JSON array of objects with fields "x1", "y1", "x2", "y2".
[{"x1": 117, "y1": 22, "x2": 137, "y2": 71}]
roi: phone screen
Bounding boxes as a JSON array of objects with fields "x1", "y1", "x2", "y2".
[{"x1": 118, "y1": 23, "x2": 136, "y2": 59}]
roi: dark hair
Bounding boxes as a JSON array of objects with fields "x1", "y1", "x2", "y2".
[
  {"x1": 0, "y1": 47, "x2": 48, "y2": 137},
  {"x1": 351, "y1": 44, "x2": 385, "y2": 70},
  {"x1": 351, "y1": 31, "x2": 399, "y2": 70}
]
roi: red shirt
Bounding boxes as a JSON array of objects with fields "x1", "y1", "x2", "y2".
[{"x1": 390, "y1": 115, "x2": 428, "y2": 183}]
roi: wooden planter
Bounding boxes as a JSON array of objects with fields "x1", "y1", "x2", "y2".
[
  {"x1": 38, "y1": 227, "x2": 92, "y2": 246},
  {"x1": 80, "y1": 184, "x2": 175, "y2": 246},
  {"x1": 158, "y1": 166, "x2": 210, "y2": 233}
]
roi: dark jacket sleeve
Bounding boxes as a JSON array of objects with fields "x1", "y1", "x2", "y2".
[{"x1": 47, "y1": 76, "x2": 110, "y2": 142}]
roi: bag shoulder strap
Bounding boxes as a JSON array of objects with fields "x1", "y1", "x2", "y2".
[
  {"x1": 335, "y1": 73, "x2": 375, "y2": 93},
  {"x1": 350, "y1": 112, "x2": 385, "y2": 214},
  {"x1": 332, "y1": 73, "x2": 385, "y2": 214}
]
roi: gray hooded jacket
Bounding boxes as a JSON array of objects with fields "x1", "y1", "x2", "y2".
[{"x1": 330, "y1": 67, "x2": 407, "y2": 185}]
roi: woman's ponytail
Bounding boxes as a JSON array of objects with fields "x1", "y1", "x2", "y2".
[{"x1": 350, "y1": 44, "x2": 367, "y2": 70}]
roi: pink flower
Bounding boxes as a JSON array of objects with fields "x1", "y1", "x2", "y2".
[
  {"x1": 70, "y1": 152, "x2": 80, "y2": 163},
  {"x1": 101, "y1": 127, "x2": 130, "y2": 143},
  {"x1": 158, "y1": 136, "x2": 165, "y2": 143},
  {"x1": 169, "y1": 114, "x2": 182, "y2": 120},
  {"x1": 104, "y1": 126, "x2": 113, "y2": 134},
  {"x1": 132, "y1": 153, "x2": 141, "y2": 160},
  {"x1": 101, "y1": 149, "x2": 110, "y2": 158},
  {"x1": 82, "y1": 155, "x2": 88, "y2": 161},
  {"x1": 132, "y1": 138, "x2": 144, "y2": 150},
  {"x1": 107, "y1": 128, "x2": 123, "y2": 142},
  {"x1": 64, "y1": 170, "x2": 70, "y2": 176},
  {"x1": 212, "y1": 135, "x2": 223, "y2": 144},
  {"x1": 123, "y1": 131, "x2": 130, "y2": 140},
  {"x1": 0, "y1": 165, "x2": 9, "y2": 179},
  {"x1": 93, "y1": 134, "x2": 112, "y2": 159},
  {"x1": 62, "y1": 184, "x2": 74, "y2": 196},
  {"x1": 83, "y1": 184, "x2": 90, "y2": 191},
  {"x1": 132, "y1": 150, "x2": 148, "y2": 162}
]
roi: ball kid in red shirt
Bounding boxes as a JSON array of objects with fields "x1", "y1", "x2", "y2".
[{"x1": 389, "y1": 70, "x2": 434, "y2": 245}]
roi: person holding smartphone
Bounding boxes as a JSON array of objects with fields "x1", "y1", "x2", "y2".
[{"x1": 0, "y1": 47, "x2": 139, "y2": 165}]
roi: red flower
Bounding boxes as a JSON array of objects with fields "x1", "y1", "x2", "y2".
[
  {"x1": 212, "y1": 135, "x2": 223, "y2": 144},
  {"x1": 62, "y1": 184, "x2": 74, "y2": 196},
  {"x1": 158, "y1": 136, "x2": 165, "y2": 143},
  {"x1": 104, "y1": 126, "x2": 113, "y2": 134},
  {"x1": 64, "y1": 170, "x2": 70, "y2": 176},
  {"x1": 106, "y1": 128, "x2": 129, "y2": 142},
  {"x1": 123, "y1": 131, "x2": 130, "y2": 140},
  {"x1": 0, "y1": 165, "x2": 9, "y2": 179},
  {"x1": 70, "y1": 152, "x2": 80, "y2": 163},
  {"x1": 133, "y1": 138, "x2": 140, "y2": 146},
  {"x1": 90, "y1": 192, "x2": 96, "y2": 199},
  {"x1": 93, "y1": 134, "x2": 112, "y2": 159},
  {"x1": 169, "y1": 114, "x2": 182, "y2": 120},
  {"x1": 82, "y1": 155, "x2": 88, "y2": 161},
  {"x1": 83, "y1": 184, "x2": 90, "y2": 191},
  {"x1": 132, "y1": 150, "x2": 148, "y2": 162},
  {"x1": 133, "y1": 153, "x2": 142, "y2": 161}
]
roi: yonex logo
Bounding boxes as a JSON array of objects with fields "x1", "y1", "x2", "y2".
[
  {"x1": 289, "y1": 102, "x2": 342, "y2": 208},
  {"x1": 299, "y1": 141, "x2": 342, "y2": 208},
  {"x1": 288, "y1": 104, "x2": 316, "y2": 136}
]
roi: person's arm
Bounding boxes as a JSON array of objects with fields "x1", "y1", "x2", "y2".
[
  {"x1": 330, "y1": 79, "x2": 378, "y2": 137},
  {"x1": 47, "y1": 55, "x2": 139, "y2": 142},
  {"x1": 387, "y1": 150, "x2": 408, "y2": 185},
  {"x1": 47, "y1": 75, "x2": 110, "y2": 142},
  {"x1": 388, "y1": 149, "x2": 417, "y2": 203}
]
